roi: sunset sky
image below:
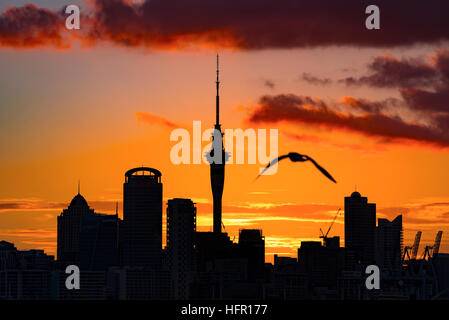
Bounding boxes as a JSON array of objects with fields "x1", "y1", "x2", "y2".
[{"x1": 1, "y1": 0, "x2": 449, "y2": 262}]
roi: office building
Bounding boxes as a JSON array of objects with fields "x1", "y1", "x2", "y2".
[
  {"x1": 344, "y1": 191, "x2": 376, "y2": 266},
  {"x1": 376, "y1": 215, "x2": 403, "y2": 272},
  {"x1": 238, "y1": 229, "x2": 265, "y2": 281},
  {"x1": 57, "y1": 192, "x2": 119, "y2": 270},
  {"x1": 123, "y1": 167, "x2": 162, "y2": 269},
  {"x1": 167, "y1": 198, "x2": 197, "y2": 299}
]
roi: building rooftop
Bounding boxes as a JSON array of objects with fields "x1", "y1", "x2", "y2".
[
  {"x1": 69, "y1": 193, "x2": 89, "y2": 208},
  {"x1": 351, "y1": 191, "x2": 361, "y2": 198}
]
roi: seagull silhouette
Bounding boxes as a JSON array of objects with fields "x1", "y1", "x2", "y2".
[{"x1": 256, "y1": 152, "x2": 337, "y2": 183}]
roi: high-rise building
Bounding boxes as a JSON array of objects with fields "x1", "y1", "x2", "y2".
[
  {"x1": 376, "y1": 215, "x2": 403, "y2": 272},
  {"x1": 297, "y1": 240, "x2": 344, "y2": 297},
  {"x1": 57, "y1": 192, "x2": 119, "y2": 270},
  {"x1": 57, "y1": 193, "x2": 94, "y2": 266},
  {"x1": 123, "y1": 167, "x2": 162, "y2": 269},
  {"x1": 167, "y1": 198, "x2": 197, "y2": 299},
  {"x1": 344, "y1": 191, "x2": 376, "y2": 267},
  {"x1": 238, "y1": 229, "x2": 265, "y2": 281},
  {"x1": 0, "y1": 241, "x2": 55, "y2": 300},
  {"x1": 79, "y1": 212, "x2": 120, "y2": 271}
]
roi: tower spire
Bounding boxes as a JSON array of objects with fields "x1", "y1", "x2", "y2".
[
  {"x1": 215, "y1": 54, "x2": 220, "y2": 129},
  {"x1": 78, "y1": 180, "x2": 80, "y2": 195}
]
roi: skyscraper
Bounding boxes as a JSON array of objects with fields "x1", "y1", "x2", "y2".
[
  {"x1": 123, "y1": 167, "x2": 162, "y2": 269},
  {"x1": 57, "y1": 192, "x2": 119, "y2": 269},
  {"x1": 57, "y1": 192, "x2": 97, "y2": 267},
  {"x1": 238, "y1": 229, "x2": 265, "y2": 281},
  {"x1": 344, "y1": 191, "x2": 376, "y2": 267},
  {"x1": 167, "y1": 198, "x2": 197, "y2": 299},
  {"x1": 207, "y1": 55, "x2": 227, "y2": 234},
  {"x1": 376, "y1": 215, "x2": 403, "y2": 272},
  {"x1": 79, "y1": 212, "x2": 119, "y2": 271}
]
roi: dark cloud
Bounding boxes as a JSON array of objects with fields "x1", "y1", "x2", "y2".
[
  {"x1": 400, "y1": 86, "x2": 449, "y2": 113},
  {"x1": 263, "y1": 79, "x2": 275, "y2": 89},
  {"x1": 436, "y1": 51, "x2": 449, "y2": 81},
  {"x1": 87, "y1": 0, "x2": 449, "y2": 49},
  {"x1": 324, "y1": 51, "x2": 449, "y2": 115},
  {"x1": 0, "y1": 4, "x2": 67, "y2": 48},
  {"x1": 247, "y1": 94, "x2": 449, "y2": 147},
  {"x1": 301, "y1": 73, "x2": 332, "y2": 86},
  {"x1": 339, "y1": 55, "x2": 438, "y2": 88},
  {"x1": 2, "y1": 0, "x2": 449, "y2": 49},
  {"x1": 397, "y1": 51, "x2": 449, "y2": 113},
  {"x1": 0, "y1": 200, "x2": 65, "y2": 211}
]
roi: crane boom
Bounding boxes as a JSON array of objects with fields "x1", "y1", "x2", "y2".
[
  {"x1": 411, "y1": 231, "x2": 422, "y2": 259},
  {"x1": 322, "y1": 208, "x2": 341, "y2": 238},
  {"x1": 432, "y1": 231, "x2": 443, "y2": 259}
]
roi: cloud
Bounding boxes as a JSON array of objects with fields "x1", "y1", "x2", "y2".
[
  {"x1": 135, "y1": 111, "x2": 179, "y2": 129},
  {"x1": 340, "y1": 54, "x2": 439, "y2": 88},
  {"x1": 2, "y1": 1, "x2": 449, "y2": 50},
  {"x1": 242, "y1": 52, "x2": 449, "y2": 149},
  {"x1": 0, "y1": 228, "x2": 56, "y2": 239},
  {"x1": 400, "y1": 86, "x2": 449, "y2": 114},
  {"x1": 196, "y1": 201, "x2": 339, "y2": 220},
  {"x1": 0, "y1": 199, "x2": 65, "y2": 212},
  {"x1": 282, "y1": 131, "x2": 376, "y2": 152},
  {"x1": 301, "y1": 73, "x2": 332, "y2": 86},
  {"x1": 82, "y1": 0, "x2": 449, "y2": 49},
  {"x1": 0, "y1": 4, "x2": 68, "y2": 48},
  {"x1": 336, "y1": 51, "x2": 449, "y2": 114},
  {"x1": 378, "y1": 201, "x2": 449, "y2": 227},
  {"x1": 246, "y1": 94, "x2": 449, "y2": 148},
  {"x1": 0, "y1": 197, "x2": 121, "y2": 215},
  {"x1": 262, "y1": 79, "x2": 275, "y2": 89}
]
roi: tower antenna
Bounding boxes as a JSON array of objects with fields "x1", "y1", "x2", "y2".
[
  {"x1": 215, "y1": 53, "x2": 220, "y2": 129},
  {"x1": 78, "y1": 180, "x2": 80, "y2": 194}
]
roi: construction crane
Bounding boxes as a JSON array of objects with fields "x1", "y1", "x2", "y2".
[
  {"x1": 433, "y1": 231, "x2": 443, "y2": 258},
  {"x1": 402, "y1": 231, "x2": 421, "y2": 263},
  {"x1": 412, "y1": 231, "x2": 422, "y2": 259},
  {"x1": 423, "y1": 231, "x2": 443, "y2": 260},
  {"x1": 320, "y1": 208, "x2": 341, "y2": 246}
]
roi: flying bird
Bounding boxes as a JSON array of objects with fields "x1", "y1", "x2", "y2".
[{"x1": 256, "y1": 152, "x2": 337, "y2": 183}]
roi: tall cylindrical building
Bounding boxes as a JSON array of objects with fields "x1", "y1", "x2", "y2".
[
  {"x1": 344, "y1": 191, "x2": 376, "y2": 267},
  {"x1": 123, "y1": 167, "x2": 162, "y2": 269}
]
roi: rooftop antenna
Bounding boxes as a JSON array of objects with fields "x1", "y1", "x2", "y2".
[
  {"x1": 78, "y1": 180, "x2": 80, "y2": 195},
  {"x1": 215, "y1": 53, "x2": 221, "y2": 130},
  {"x1": 115, "y1": 201, "x2": 118, "y2": 216}
]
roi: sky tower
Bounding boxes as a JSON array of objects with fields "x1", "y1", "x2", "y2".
[{"x1": 208, "y1": 55, "x2": 227, "y2": 234}]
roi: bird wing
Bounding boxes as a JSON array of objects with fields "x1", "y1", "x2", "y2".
[
  {"x1": 305, "y1": 155, "x2": 337, "y2": 183},
  {"x1": 256, "y1": 154, "x2": 290, "y2": 179}
]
